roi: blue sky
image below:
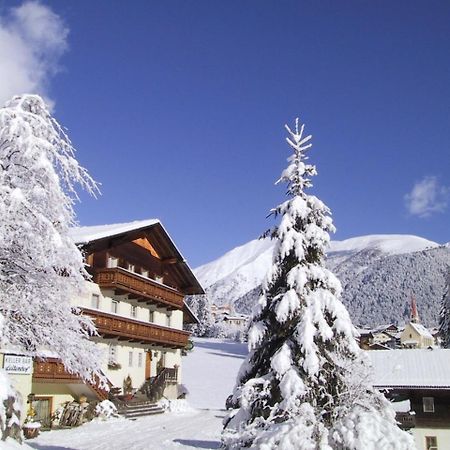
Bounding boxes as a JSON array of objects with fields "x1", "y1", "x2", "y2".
[{"x1": 1, "y1": 1, "x2": 449, "y2": 267}]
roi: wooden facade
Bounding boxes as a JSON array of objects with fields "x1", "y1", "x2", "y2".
[
  {"x1": 81, "y1": 307, "x2": 190, "y2": 348},
  {"x1": 82, "y1": 222, "x2": 204, "y2": 296},
  {"x1": 93, "y1": 267, "x2": 184, "y2": 310},
  {"x1": 397, "y1": 389, "x2": 450, "y2": 429},
  {"x1": 33, "y1": 358, "x2": 109, "y2": 400}
]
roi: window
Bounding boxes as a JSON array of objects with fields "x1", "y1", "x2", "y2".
[
  {"x1": 154, "y1": 275, "x2": 164, "y2": 284},
  {"x1": 166, "y1": 314, "x2": 171, "y2": 327},
  {"x1": 426, "y1": 436, "x2": 438, "y2": 450},
  {"x1": 91, "y1": 294, "x2": 100, "y2": 309},
  {"x1": 108, "y1": 344, "x2": 117, "y2": 364},
  {"x1": 128, "y1": 351, "x2": 133, "y2": 367},
  {"x1": 149, "y1": 310, "x2": 154, "y2": 322},
  {"x1": 138, "y1": 353, "x2": 143, "y2": 368},
  {"x1": 128, "y1": 263, "x2": 135, "y2": 272},
  {"x1": 107, "y1": 256, "x2": 118, "y2": 268},
  {"x1": 131, "y1": 305, "x2": 137, "y2": 318},
  {"x1": 111, "y1": 300, "x2": 119, "y2": 314},
  {"x1": 141, "y1": 269, "x2": 149, "y2": 278},
  {"x1": 423, "y1": 397, "x2": 435, "y2": 413}
]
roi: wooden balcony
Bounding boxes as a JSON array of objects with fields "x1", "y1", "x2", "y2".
[
  {"x1": 33, "y1": 358, "x2": 80, "y2": 382},
  {"x1": 33, "y1": 358, "x2": 109, "y2": 400},
  {"x1": 81, "y1": 307, "x2": 190, "y2": 349},
  {"x1": 94, "y1": 267, "x2": 184, "y2": 310},
  {"x1": 396, "y1": 412, "x2": 416, "y2": 429}
]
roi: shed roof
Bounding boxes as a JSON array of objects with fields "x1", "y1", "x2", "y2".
[{"x1": 370, "y1": 349, "x2": 450, "y2": 389}]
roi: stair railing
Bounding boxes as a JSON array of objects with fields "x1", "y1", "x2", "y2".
[{"x1": 141, "y1": 367, "x2": 178, "y2": 402}]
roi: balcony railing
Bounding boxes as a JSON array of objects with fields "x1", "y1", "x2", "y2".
[
  {"x1": 33, "y1": 358, "x2": 80, "y2": 382},
  {"x1": 33, "y1": 358, "x2": 109, "y2": 400},
  {"x1": 81, "y1": 307, "x2": 190, "y2": 349},
  {"x1": 94, "y1": 267, "x2": 184, "y2": 310},
  {"x1": 396, "y1": 412, "x2": 416, "y2": 429}
]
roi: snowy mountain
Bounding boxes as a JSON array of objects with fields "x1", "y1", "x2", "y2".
[{"x1": 194, "y1": 235, "x2": 449, "y2": 327}]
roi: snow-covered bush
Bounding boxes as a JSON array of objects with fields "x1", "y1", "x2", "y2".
[
  {"x1": 94, "y1": 400, "x2": 118, "y2": 420},
  {"x1": 177, "y1": 384, "x2": 189, "y2": 399},
  {"x1": 0, "y1": 370, "x2": 21, "y2": 442},
  {"x1": 0, "y1": 95, "x2": 105, "y2": 388},
  {"x1": 158, "y1": 399, "x2": 193, "y2": 413},
  {"x1": 208, "y1": 322, "x2": 247, "y2": 342},
  {"x1": 222, "y1": 118, "x2": 415, "y2": 449}
]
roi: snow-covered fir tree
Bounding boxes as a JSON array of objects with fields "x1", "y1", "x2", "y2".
[
  {"x1": 222, "y1": 118, "x2": 415, "y2": 449},
  {"x1": 439, "y1": 270, "x2": 450, "y2": 348},
  {"x1": 0, "y1": 95, "x2": 104, "y2": 385}
]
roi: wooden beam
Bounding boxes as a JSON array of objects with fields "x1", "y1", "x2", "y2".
[{"x1": 162, "y1": 257, "x2": 178, "y2": 265}]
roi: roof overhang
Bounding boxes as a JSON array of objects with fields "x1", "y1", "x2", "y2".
[
  {"x1": 375, "y1": 385, "x2": 450, "y2": 390},
  {"x1": 70, "y1": 220, "x2": 204, "y2": 295}
]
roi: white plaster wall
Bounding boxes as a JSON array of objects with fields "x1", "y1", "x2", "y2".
[
  {"x1": 76, "y1": 282, "x2": 184, "y2": 332},
  {"x1": 96, "y1": 340, "x2": 149, "y2": 391},
  {"x1": 75, "y1": 281, "x2": 187, "y2": 391},
  {"x1": 413, "y1": 428, "x2": 450, "y2": 450}
]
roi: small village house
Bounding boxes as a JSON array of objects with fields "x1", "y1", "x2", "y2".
[{"x1": 371, "y1": 349, "x2": 450, "y2": 450}]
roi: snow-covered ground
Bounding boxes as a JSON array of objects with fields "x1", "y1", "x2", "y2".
[{"x1": 21, "y1": 338, "x2": 247, "y2": 450}]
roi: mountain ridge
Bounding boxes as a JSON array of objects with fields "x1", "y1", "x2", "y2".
[{"x1": 194, "y1": 234, "x2": 448, "y2": 327}]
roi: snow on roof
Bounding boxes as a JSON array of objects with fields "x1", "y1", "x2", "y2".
[
  {"x1": 372, "y1": 324, "x2": 397, "y2": 332},
  {"x1": 391, "y1": 399, "x2": 411, "y2": 413},
  {"x1": 69, "y1": 219, "x2": 160, "y2": 244},
  {"x1": 409, "y1": 322, "x2": 433, "y2": 339},
  {"x1": 370, "y1": 349, "x2": 450, "y2": 389}
]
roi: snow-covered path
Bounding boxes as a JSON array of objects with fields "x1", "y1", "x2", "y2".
[
  {"x1": 27, "y1": 338, "x2": 248, "y2": 450},
  {"x1": 182, "y1": 338, "x2": 247, "y2": 409},
  {"x1": 28, "y1": 410, "x2": 223, "y2": 450}
]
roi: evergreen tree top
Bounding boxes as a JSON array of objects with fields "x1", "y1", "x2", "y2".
[{"x1": 222, "y1": 117, "x2": 415, "y2": 450}]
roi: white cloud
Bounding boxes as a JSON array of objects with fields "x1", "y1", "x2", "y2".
[
  {"x1": 405, "y1": 176, "x2": 449, "y2": 218},
  {"x1": 0, "y1": 1, "x2": 68, "y2": 106}
]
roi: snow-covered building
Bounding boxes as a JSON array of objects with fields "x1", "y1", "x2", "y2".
[
  {"x1": 401, "y1": 322, "x2": 435, "y2": 349},
  {"x1": 211, "y1": 304, "x2": 233, "y2": 319},
  {"x1": 400, "y1": 297, "x2": 434, "y2": 349},
  {"x1": 357, "y1": 324, "x2": 399, "y2": 350},
  {"x1": 220, "y1": 313, "x2": 249, "y2": 328},
  {"x1": 371, "y1": 349, "x2": 450, "y2": 450},
  {"x1": 29, "y1": 219, "x2": 204, "y2": 425}
]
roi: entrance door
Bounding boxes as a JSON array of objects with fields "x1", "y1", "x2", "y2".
[
  {"x1": 32, "y1": 397, "x2": 51, "y2": 428},
  {"x1": 145, "y1": 351, "x2": 152, "y2": 380}
]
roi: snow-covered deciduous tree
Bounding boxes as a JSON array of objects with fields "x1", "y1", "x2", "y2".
[
  {"x1": 439, "y1": 270, "x2": 450, "y2": 348},
  {"x1": 185, "y1": 294, "x2": 215, "y2": 337},
  {"x1": 222, "y1": 118, "x2": 415, "y2": 449},
  {"x1": 0, "y1": 95, "x2": 105, "y2": 384}
]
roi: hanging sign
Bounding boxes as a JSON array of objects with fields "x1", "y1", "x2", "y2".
[{"x1": 3, "y1": 355, "x2": 32, "y2": 374}]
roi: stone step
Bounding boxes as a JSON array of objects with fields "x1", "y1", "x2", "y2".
[
  {"x1": 118, "y1": 402, "x2": 157, "y2": 410},
  {"x1": 117, "y1": 402, "x2": 165, "y2": 419},
  {"x1": 120, "y1": 408, "x2": 165, "y2": 419},
  {"x1": 118, "y1": 406, "x2": 163, "y2": 414}
]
